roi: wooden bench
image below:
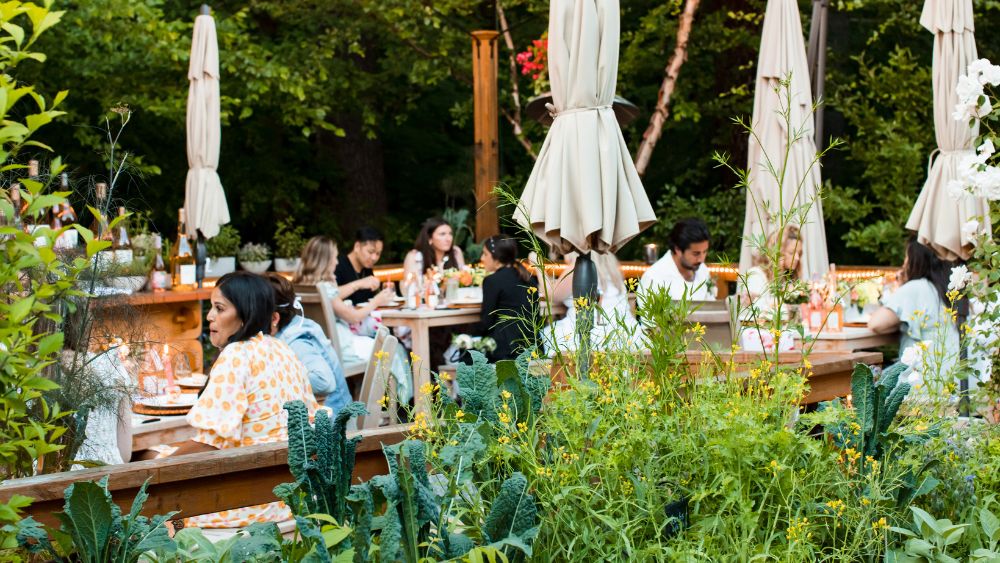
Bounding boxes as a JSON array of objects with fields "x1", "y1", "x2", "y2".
[{"x1": 0, "y1": 424, "x2": 409, "y2": 527}]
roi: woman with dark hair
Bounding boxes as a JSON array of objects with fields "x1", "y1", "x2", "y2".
[
  {"x1": 478, "y1": 236, "x2": 538, "y2": 361},
  {"x1": 267, "y1": 273, "x2": 352, "y2": 414},
  {"x1": 403, "y1": 217, "x2": 466, "y2": 277},
  {"x1": 175, "y1": 271, "x2": 320, "y2": 529},
  {"x1": 869, "y1": 240, "x2": 960, "y2": 381}
]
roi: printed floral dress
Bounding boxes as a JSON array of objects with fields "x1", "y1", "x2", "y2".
[{"x1": 184, "y1": 333, "x2": 320, "y2": 528}]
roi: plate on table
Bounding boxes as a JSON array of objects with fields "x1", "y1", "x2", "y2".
[
  {"x1": 448, "y1": 298, "x2": 482, "y2": 309},
  {"x1": 176, "y1": 373, "x2": 208, "y2": 389},
  {"x1": 133, "y1": 394, "x2": 197, "y2": 415}
]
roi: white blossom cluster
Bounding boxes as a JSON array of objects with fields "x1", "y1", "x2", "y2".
[{"x1": 950, "y1": 59, "x2": 1000, "y2": 201}]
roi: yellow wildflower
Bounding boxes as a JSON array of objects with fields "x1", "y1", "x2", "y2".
[
  {"x1": 527, "y1": 286, "x2": 538, "y2": 294},
  {"x1": 497, "y1": 435, "x2": 510, "y2": 444},
  {"x1": 410, "y1": 352, "x2": 422, "y2": 364},
  {"x1": 501, "y1": 390, "x2": 512, "y2": 400},
  {"x1": 498, "y1": 411, "x2": 512, "y2": 424}
]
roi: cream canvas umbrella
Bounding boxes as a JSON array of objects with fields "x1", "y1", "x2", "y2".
[
  {"x1": 739, "y1": 0, "x2": 829, "y2": 280},
  {"x1": 184, "y1": 6, "x2": 229, "y2": 239},
  {"x1": 905, "y1": 0, "x2": 989, "y2": 261},
  {"x1": 513, "y1": 0, "x2": 655, "y2": 254}
]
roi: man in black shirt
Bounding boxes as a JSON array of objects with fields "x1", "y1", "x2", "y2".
[{"x1": 334, "y1": 226, "x2": 384, "y2": 304}]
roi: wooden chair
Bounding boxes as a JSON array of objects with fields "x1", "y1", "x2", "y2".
[
  {"x1": 356, "y1": 326, "x2": 400, "y2": 430},
  {"x1": 294, "y1": 283, "x2": 366, "y2": 377}
]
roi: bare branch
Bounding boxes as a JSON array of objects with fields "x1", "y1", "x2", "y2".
[
  {"x1": 634, "y1": 0, "x2": 701, "y2": 176},
  {"x1": 501, "y1": 108, "x2": 537, "y2": 159},
  {"x1": 497, "y1": 0, "x2": 537, "y2": 159}
]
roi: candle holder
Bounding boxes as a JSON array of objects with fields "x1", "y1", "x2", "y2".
[{"x1": 643, "y1": 244, "x2": 659, "y2": 265}]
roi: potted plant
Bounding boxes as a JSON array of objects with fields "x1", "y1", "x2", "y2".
[
  {"x1": 273, "y1": 217, "x2": 306, "y2": 273},
  {"x1": 205, "y1": 224, "x2": 241, "y2": 278},
  {"x1": 238, "y1": 242, "x2": 272, "y2": 274}
]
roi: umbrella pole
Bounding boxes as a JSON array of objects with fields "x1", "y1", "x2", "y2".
[
  {"x1": 806, "y1": 0, "x2": 829, "y2": 150},
  {"x1": 195, "y1": 229, "x2": 207, "y2": 289},
  {"x1": 572, "y1": 252, "x2": 599, "y2": 379}
]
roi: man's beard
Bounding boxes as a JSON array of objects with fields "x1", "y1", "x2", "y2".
[{"x1": 679, "y1": 258, "x2": 700, "y2": 273}]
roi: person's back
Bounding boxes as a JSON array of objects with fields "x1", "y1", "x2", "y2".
[
  {"x1": 277, "y1": 316, "x2": 353, "y2": 414},
  {"x1": 185, "y1": 333, "x2": 319, "y2": 528}
]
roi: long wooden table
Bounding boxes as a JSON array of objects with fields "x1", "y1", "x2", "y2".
[
  {"x1": 805, "y1": 326, "x2": 898, "y2": 353},
  {"x1": 379, "y1": 306, "x2": 481, "y2": 411}
]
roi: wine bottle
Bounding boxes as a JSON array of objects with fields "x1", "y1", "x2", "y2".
[
  {"x1": 112, "y1": 207, "x2": 133, "y2": 265},
  {"x1": 171, "y1": 208, "x2": 196, "y2": 291},
  {"x1": 53, "y1": 173, "x2": 78, "y2": 250},
  {"x1": 91, "y1": 182, "x2": 111, "y2": 241},
  {"x1": 150, "y1": 234, "x2": 170, "y2": 292}
]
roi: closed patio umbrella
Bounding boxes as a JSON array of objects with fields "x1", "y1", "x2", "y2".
[
  {"x1": 739, "y1": 0, "x2": 829, "y2": 280},
  {"x1": 184, "y1": 6, "x2": 229, "y2": 239},
  {"x1": 513, "y1": 0, "x2": 655, "y2": 255},
  {"x1": 905, "y1": 0, "x2": 989, "y2": 261}
]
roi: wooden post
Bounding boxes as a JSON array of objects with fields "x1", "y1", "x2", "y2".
[{"x1": 472, "y1": 30, "x2": 500, "y2": 242}]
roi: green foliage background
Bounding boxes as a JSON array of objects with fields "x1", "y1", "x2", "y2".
[{"x1": 16, "y1": 0, "x2": 1000, "y2": 264}]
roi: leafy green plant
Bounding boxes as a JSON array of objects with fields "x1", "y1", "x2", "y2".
[
  {"x1": 15, "y1": 477, "x2": 176, "y2": 562},
  {"x1": 238, "y1": 242, "x2": 271, "y2": 262},
  {"x1": 205, "y1": 225, "x2": 241, "y2": 258},
  {"x1": 887, "y1": 506, "x2": 970, "y2": 563},
  {"x1": 275, "y1": 401, "x2": 366, "y2": 523},
  {"x1": 442, "y1": 207, "x2": 482, "y2": 263},
  {"x1": 0, "y1": 0, "x2": 101, "y2": 481},
  {"x1": 274, "y1": 217, "x2": 306, "y2": 259}
]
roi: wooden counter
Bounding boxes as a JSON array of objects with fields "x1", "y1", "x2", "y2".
[{"x1": 92, "y1": 287, "x2": 212, "y2": 372}]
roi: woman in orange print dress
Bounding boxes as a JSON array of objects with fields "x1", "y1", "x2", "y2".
[{"x1": 171, "y1": 271, "x2": 321, "y2": 529}]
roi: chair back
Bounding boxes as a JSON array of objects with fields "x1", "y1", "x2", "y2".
[
  {"x1": 294, "y1": 283, "x2": 344, "y2": 359},
  {"x1": 356, "y1": 326, "x2": 399, "y2": 429}
]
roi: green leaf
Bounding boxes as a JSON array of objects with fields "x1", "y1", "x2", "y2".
[
  {"x1": 2, "y1": 22, "x2": 24, "y2": 47},
  {"x1": 61, "y1": 481, "x2": 114, "y2": 562}
]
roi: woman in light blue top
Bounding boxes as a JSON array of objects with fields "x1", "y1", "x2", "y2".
[
  {"x1": 869, "y1": 239, "x2": 960, "y2": 384},
  {"x1": 268, "y1": 274, "x2": 352, "y2": 414}
]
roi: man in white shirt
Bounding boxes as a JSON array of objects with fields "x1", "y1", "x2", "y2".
[{"x1": 640, "y1": 218, "x2": 714, "y2": 300}]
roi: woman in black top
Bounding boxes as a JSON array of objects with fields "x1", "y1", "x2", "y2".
[{"x1": 479, "y1": 236, "x2": 539, "y2": 361}]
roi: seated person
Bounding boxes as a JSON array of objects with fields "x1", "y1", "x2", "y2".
[
  {"x1": 403, "y1": 217, "x2": 465, "y2": 277},
  {"x1": 740, "y1": 225, "x2": 804, "y2": 315},
  {"x1": 174, "y1": 271, "x2": 321, "y2": 529},
  {"x1": 639, "y1": 218, "x2": 714, "y2": 301},
  {"x1": 869, "y1": 239, "x2": 960, "y2": 386},
  {"x1": 267, "y1": 274, "x2": 352, "y2": 415},
  {"x1": 479, "y1": 236, "x2": 539, "y2": 361},
  {"x1": 294, "y1": 236, "x2": 412, "y2": 402},
  {"x1": 334, "y1": 226, "x2": 384, "y2": 304},
  {"x1": 534, "y1": 250, "x2": 642, "y2": 355}
]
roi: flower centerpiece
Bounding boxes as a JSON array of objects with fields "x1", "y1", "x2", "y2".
[
  {"x1": 441, "y1": 265, "x2": 486, "y2": 301},
  {"x1": 837, "y1": 278, "x2": 882, "y2": 322},
  {"x1": 447, "y1": 333, "x2": 497, "y2": 363}
]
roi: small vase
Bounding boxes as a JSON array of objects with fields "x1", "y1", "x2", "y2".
[
  {"x1": 274, "y1": 257, "x2": 301, "y2": 273},
  {"x1": 204, "y1": 256, "x2": 236, "y2": 278},
  {"x1": 240, "y1": 259, "x2": 272, "y2": 274}
]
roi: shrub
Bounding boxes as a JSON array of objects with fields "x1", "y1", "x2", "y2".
[
  {"x1": 274, "y1": 217, "x2": 306, "y2": 258},
  {"x1": 238, "y1": 241, "x2": 271, "y2": 262},
  {"x1": 205, "y1": 224, "x2": 241, "y2": 257}
]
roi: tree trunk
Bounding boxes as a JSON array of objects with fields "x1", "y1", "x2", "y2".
[
  {"x1": 634, "y1": 0, "x2": 701, "y2": 176},
  {"x1": 318, "y1": 114, "x2": 387, "y2": 237}
]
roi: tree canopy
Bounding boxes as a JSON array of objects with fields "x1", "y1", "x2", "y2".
[{"x1": 17, "y1": 0, "x2": 1000, "y2": 264}]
